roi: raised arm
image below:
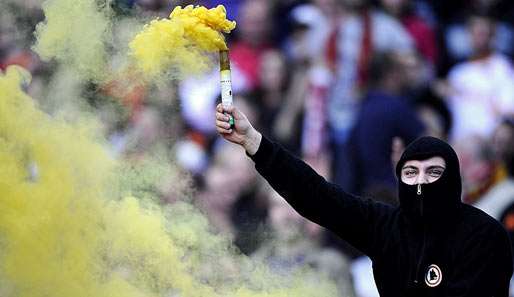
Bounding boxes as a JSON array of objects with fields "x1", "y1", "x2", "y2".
[{"x1": 215, "y1": 104, "x2": 395, "y2": 256}]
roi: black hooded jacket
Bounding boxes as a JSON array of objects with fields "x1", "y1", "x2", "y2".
[{"x1": 250, "y1": 135, "x2": 513, "y2": 296}]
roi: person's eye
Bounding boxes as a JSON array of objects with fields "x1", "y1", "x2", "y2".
[
  {"x1": 428, "y1": 169, "x2": 444, "y2": 177},
  {"x1": 403, "y1": 169, "x2": 417, "y2": 177}
]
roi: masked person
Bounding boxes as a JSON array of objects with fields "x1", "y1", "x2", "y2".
[{"x1": 215, "y1": 104, "x2": 513, "y2": 296}]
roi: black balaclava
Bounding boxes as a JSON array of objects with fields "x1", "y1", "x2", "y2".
[{"x1": 395, "y1": 136, "x2": 462, "y2": 225}]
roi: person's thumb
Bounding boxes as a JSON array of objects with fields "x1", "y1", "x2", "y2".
[{"x1": 231, "y1": 106, "x2": 245, "y2": 120}]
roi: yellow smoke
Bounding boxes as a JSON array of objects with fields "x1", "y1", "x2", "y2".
[
  {"x1": 0, "y1": 65, "x2": 339, "y2": 297},
  {"x1": 33, "y1": 0, "x2": 111, "y2": 81},
  {"x1": 129, "y1": 5, "x2": 236, "y2": 79},
  {"x1": 32, "y1": 1, "x2": 235, "y2": 81},
  {"x1": 5, "y1": 1, "x2": 344, "y2": 296}
]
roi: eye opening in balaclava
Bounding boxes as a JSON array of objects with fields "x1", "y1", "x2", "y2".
[
  {"x1": 395, "y1": 136, "x2": 462, "y2": 222},
  {"x1": 399, "y1": 156, "x2": 447, "y2": 185}
]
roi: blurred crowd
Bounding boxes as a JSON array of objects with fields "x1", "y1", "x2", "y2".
[{"x1": 2, "y1": 0, "x2": 514, "y2": 296}]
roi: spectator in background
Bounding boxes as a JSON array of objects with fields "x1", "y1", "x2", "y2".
[
  {"x1": 195, "y1": 141, "x2": 258, "y2": 240},
  {"x1": 250, "y1": 50, "x2": 305, "y2": 154},
  {"x1": 341, "y1": 51, "x2": 425, "y2": 199},
  {"x1": 252, "y1": 50, "x2": 290, "y2": 140},
  {"x1": 325, "y1": 0, "x2": 413, "y2": 141},
  {"x1": 443, "y1": 0, "x2": 514, "y2": 70},
  {"x1": 474, "y1": 118, "x2": 514, "y2": 220},
  {"x1": 0, "y1": 8, "x2": 42, "y2": 74},
  {"x1": 283, "y1": 1, "x2": 340, "y2": 175},
  {"x1": 283, "y1": 0, "x2": 340, "y2": 62},
  {"x1": 446, "y1": 13, "x2": 514, "y2": 144},
  {"x1": 379, "y1": 0, "x2": 438, "y2": 66},
  {"x1": 229, "y1": 0, "x2": 275, "y2": 91},
  {"x1": 253, "y1": 188, "x2": 356, "y2": 297},
  {"x1": 398, "y1": 50, "x2": 452, "y2": 141},
  {"x1": 484, "y1": 118, "x2": 514, "y2": 294},
  {"x1": 492, "y1": 117, "x2": 514, "y2": 168},
  {"x1": 325, "y1": 0, "x2": 413, "y2": 194},
  {"x1": 229, "y1": 179, "x2": 270, "y2": 255},
  {"x1": 456, "y1": 136, "x2": 505, "y2": 204},
  {"x1": 412, "y1": 91, "x2": 452, "y2": 140},
  {"x1": 0, "y1": 12, "x2": 17, "y2": 69}
]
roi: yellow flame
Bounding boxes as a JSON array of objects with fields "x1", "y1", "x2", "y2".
[{"x1": 129, "y1": 5, "x2": 236, "y2": 79}]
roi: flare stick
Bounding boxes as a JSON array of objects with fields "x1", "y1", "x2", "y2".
[{"x1": 220, "y1": 50, "x2": 234, "y2": 127}]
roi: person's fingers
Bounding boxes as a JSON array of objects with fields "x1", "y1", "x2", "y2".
[
  {"x1": 217, "y1": 126, "x2": 232, "y2": 134},
  {"x1": 216, "y1": 120, "x2": 231, "y2": 129},
  {"x1": 216, "y1": 124, "x2": 228, "y2": 133},
  {"x1": 224, "y1": 105, "x2": 235, "y2": 113},
  {"x1": 217, "y1": 104, "x2": 237, "y2": 118},
  {"x1": 216, "y1": 112, "x2": 229, "y2": 121},
  {"x1": 217, "y1": 103, "x2": 233, "y2": 113}
]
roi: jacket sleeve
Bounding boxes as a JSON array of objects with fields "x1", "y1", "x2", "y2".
[
  {"x1": 445, "y1": 224, "x2": 513, "y2": 296},
  {"x1": 249, "y1": 136, "x2": 395, "y2": 257}
]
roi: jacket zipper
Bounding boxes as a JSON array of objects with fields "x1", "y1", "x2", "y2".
[
  {"x1": 414, "y1": 183, "x2": 425, "y2": 285},
  {"x1": 414, "y1": 230, "x2": 427, "y2": 285}
]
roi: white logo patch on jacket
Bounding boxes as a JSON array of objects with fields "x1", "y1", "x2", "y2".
[{"x1": 425, "y1": 264, "x2": 442, "y2": 287}]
